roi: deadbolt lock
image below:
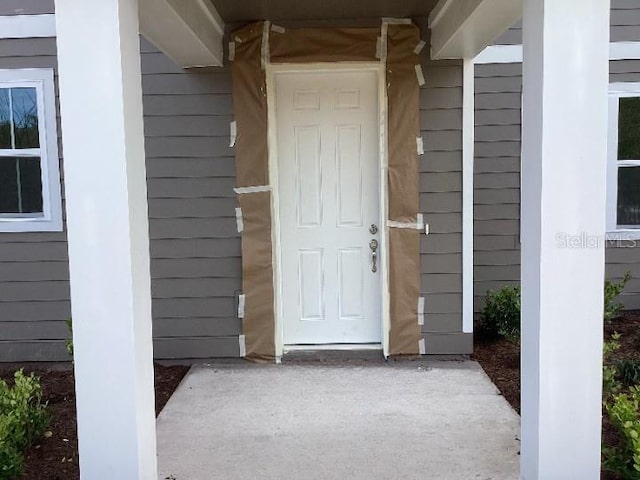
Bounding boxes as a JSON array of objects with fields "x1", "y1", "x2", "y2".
[{"x1": 369, "y1": 224, "x2": 378, "y2": 235}]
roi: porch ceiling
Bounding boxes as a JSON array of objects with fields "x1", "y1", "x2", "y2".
[{"x1": 210, "y1": 0, "x2": 439, "y2": 23}]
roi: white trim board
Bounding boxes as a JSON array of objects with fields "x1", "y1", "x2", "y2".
[
  {"x1": 462, "y1": 58, "x2": 474, "y2": 334},
  {"x1": 475, "y1": 41, "x2": 640, "y2": 64},
  {"x1": 0, "y1": 14, "x2": 56, "y2": 39}
]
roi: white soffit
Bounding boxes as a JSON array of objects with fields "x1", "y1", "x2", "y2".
[
  {"x1": 429, "y1": 0, "x2": 523, "y2": 59},
  {"x1": 138, "y1": 0, "x2": 224, "y2": 68}
]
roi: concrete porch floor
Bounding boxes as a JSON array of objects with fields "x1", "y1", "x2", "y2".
[{"x1": 156, "y1": 360, "x2": 520, "y2": 480}]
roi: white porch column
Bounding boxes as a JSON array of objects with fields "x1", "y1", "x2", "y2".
[
  {"x1": 521, "y1": 1, "x2": 610, "y2": 479},
  {"x1": 55, "y1": 0, "x2": 157, "y2": 478}
]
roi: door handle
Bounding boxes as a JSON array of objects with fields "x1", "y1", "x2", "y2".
[{"x1": 369, "y1": 239, "x2": 378, "y2": 273}]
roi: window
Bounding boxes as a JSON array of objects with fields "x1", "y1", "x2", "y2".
[
  {"x1": 607, "y1": 84, "x2": 640, "y2": 240},
  {"x1": 0, "y1": 69, "x2": 62, "y2": 232}
]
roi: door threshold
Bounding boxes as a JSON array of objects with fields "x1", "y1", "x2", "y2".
[{"x1": 284, "y1": 343, "x2": 382, "y2": 353}]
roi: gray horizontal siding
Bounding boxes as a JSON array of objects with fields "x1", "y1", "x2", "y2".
[
  {"x1": 0, "y1": 0, "x2": 54, "y2": 16},
  {"x1": 141, "y1": 37, "x2": 241, "y2": 359},
  {"x1": 416, "y1": 19, "x2": 464, "y2": 336},
  {"x1": 0, "y1": 38, "x2": 71, "y2": 353},
  {"x1": 0, "y1": 36, "x2": 242, "y2": 361},
  {"x1": 474, "y1": 59, "x2": 640, "y2": 318}
]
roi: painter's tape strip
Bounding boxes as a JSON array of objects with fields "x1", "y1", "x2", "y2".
[
  {"x1": 238, "y1": 294, "x2": 246, "y2": 319},
  {"x1": 415, "y1": 64, "x2": 426, "y2": 86},
  {"x1": 416, "y1": 136, "x2": 424, "y2": 155},
  {"x1": 419, "y1": 338, "x2": 426, "y2": 355},
  {"x1": 418, "y1": 297, "x2": 425, "y2": 326},
  {"x1": 228, "y1": 41, "x2": 236, "y2": 61},
  {"x1": 414, "y1": 40, "x2": 426, "y2": 55},
  {"x1": 234, "y1": 185, "x2": 271, "y2": 195},
  {"x1": 261, "y1": 20, "x2": 271, "y2": 70},
  {"x1": 382, "y1": 17, "x2": 412, "y2": 25},
  {"x1": 388, "y1": 215, "x2": 425, "y2": 230},
  {"x1": 375, "y1": 36, "x2": 382, "y2": 59},
  {"x1": 239, "y1": 334, "x2": 246, "y2": 357},
  {"x1": 271, "y1": 24, "x2": 285, "y2": 33},
  {"x1": 230, "y1": 121, "x2": 237, "y2": 147},
  {"x1": 235, "y1": 207, "x2": 244, "y2": 233},
  {"x1": 380, "y1": 23, "x2": 389, "y2": 64}
]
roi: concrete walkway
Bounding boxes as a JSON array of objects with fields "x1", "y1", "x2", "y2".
[{"x1": 156, "y1": 360, "x2": 520, "y2": 480}]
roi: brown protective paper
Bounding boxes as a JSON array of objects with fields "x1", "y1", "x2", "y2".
[
  {"x1": 386, "y1": 23, "x2": 423, "y2": 354},
  {"x1": 270, "y1": 28, "x2": 379, "y2": 63},
  {"x1": 387, "y1": 24, "x2": 421, "y2": 224},
  {"x1": 388, "y1": 228, "x2": 421, "y2": 355},
  {"x1": 232, "y1": 22, "x2": 269, "y2": 188},
  {"x1": 232, "y1": 22, "x2": 275, "y2": 361},
  {"x1": 238, "y1": 191, "x2": 276, "y2": 362}
]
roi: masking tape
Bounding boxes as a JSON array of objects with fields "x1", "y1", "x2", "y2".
[
  {"x1": 382, "y1": 17, "x2": 412, "y2": 25},
  {"x1": 239, "y1": 334, "x2": 247, "y2": 357},
  {"x1": 271, "y1": 24, "x2": 285, "y2": 33},
  {"x1": 230, "y1": 120, "x2": 237, "y2": 147},
  {"x1": 416, "y1": 136, "x2": 424, "y2": 155},
  {"x1": 419, "y1": 338, "x2": 426, "y2": 355},
  {"x1": 418, "y1": 297, "x2": 425, "y2": 326},
  {"x1": 414, "y1": 40, "x2": 426, "y2": 55},
  {"x1": 238, "y1": 293, "x2": 246, "y2": 318},
  {"x1": 235, "y1": 207, "x2": 244, "y2": 233},
  {"x1": 234, "y1": 185, "x2": 271, "y2": 194},
  {"x1": 261, "y1": 21, "x2": 271, "y2": 70},
  {"x1": 415, "y1": 64, "x2": 426, "y2": 86}
]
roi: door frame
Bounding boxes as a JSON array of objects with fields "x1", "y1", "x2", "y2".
[{"x1": 265, "y1": 62, "x2": 390, "y2": 359}]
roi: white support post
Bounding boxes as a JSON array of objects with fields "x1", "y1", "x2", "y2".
[
  {"x1": 521, "y1": 1, "x2": 610, "y2": 479},
  {"x1": 55, "y1": 0, "x2": 157, "y2": 478},
  {"x1": 462, "y1": 58, "x2": 475, "y2": 334}
]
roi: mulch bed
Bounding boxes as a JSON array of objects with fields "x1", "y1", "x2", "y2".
[
  {"x1": 0, "y1": 363, "x2": 189, "y2": 480},
  {"x1": 473, "y1": 310, "x2": 640, "y2": 480}
]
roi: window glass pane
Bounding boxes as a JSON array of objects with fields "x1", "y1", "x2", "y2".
[
  {"x1": 0, "y1": 89, "x2": 10, "y2": 149},
  {"x1": 618, "y1": 97, "x2": 640, "y2": 160},
  {"x1": 0, "y1": 157, "x2": 42, "y2": 214},
  {"x1": 618, "y1": 166, "x2": 640, "y2": 226},
  {"x1": 11, "y1": 88, "x2": 39, "y2": 149},
  {"x1": 0, "y1": 157, "x2": 19, "y2": 213},
  {"x1": 17, "y1": 157, "x2": 43, "y2": 213}
]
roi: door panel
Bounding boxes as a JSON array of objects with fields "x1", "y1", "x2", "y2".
[{"x1": 277, "y1": 70, "x2": 381, "y2": 345}]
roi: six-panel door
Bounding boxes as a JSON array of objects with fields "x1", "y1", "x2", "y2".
[{"x1": 276, "y1": 70, "x2": 381, "y2": 345}]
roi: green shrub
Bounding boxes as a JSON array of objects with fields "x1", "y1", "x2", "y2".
[
  {"x1": 0, "y1": 370, "x2": 49, "y2": 479},
  {"x1": 65, "y1": 318, "x2": 73, "y2": 361},
  {"x1": 605, "y1": 273, "x2": 632, "y2": 323},
  {"x1": 616, "y1": 359, "x2": 640, "y2": 389},
  {"x1": 605, "y1": 386, "x2": 640, "y2": 479},
  {"x1": 605, "y1": 333, "x2": 623, "y2": 397},
  {"x1": 480, "y1": 285, "x2": 521, "y2": 342}
]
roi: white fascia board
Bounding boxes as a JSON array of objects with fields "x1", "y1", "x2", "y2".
[
  {"x1": 429, "y1": 0, "x2": 523, "y2": 60},
  {"x1": 138, "y1": 0, "x2": 224, "y2": 68},
  {"x1": 0, "y1": 14, "x2": 56, "y2": 39}
]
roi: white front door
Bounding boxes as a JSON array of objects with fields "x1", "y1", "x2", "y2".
[{"x1": 275, "y1": 69, "x2": 381, "y2": 345}]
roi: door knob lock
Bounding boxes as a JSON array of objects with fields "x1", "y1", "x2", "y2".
[{"x1": 369, "y1": 239, "x2": 379, "y2": 273}]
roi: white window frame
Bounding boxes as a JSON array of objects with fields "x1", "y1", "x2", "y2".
[
  {"x1": 607, "y1": 83, "x2": 640, "y2": 240},
  {"x1": 0, "y1": 68, "x2": 62, "y2": 232}
]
